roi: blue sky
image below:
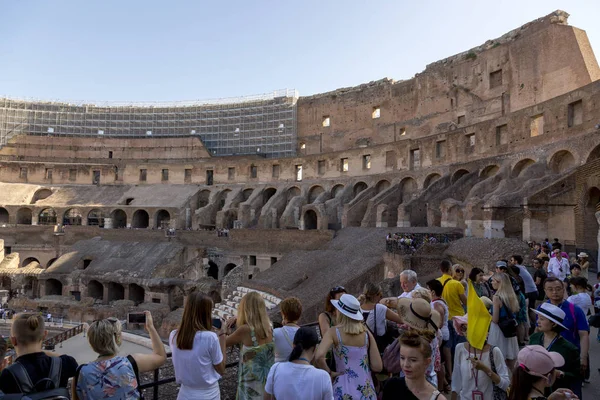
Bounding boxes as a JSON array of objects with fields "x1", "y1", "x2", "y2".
[{"x1": 1, "y1": 1, "x2": 599, "y2": 102}]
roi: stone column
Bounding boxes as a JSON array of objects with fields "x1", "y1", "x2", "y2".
[
  {"x1": 31, "y1": 212, "x2": 39, "y2": 226},
  {"x1": 103, "y1": 285, "x2": 109, "y2": 305},
  {"x1": 396, "y1": 205, "x2": 411, "y2": 228}
]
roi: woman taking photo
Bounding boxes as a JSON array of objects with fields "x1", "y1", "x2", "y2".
[
  {"x1": 359, "y1": 282, "x2": 403, "y2": 350},
  {"x1": 488, "y1": 273, "x2": 520, "y2": 370},
  {"x1": 265, "y1": 327, "x2": 333, "y2": 400},
  {"x1": 529, "y1": 303, "x2": 581, "y2": 397},
  {"x1": 382, "y1": 330, "x2": 446, "y2": 400},
  {"x1": 273, "y1": 297, "x2": 303, "y2": 363},
  {"x1": 74, "y1": 312, "x2": 166, "y2": 399},
  {"x1": 315, "y1": 293, "x2": 382, "y2": 400},
  {"x1": 450, "y1": 315, "x2": 510, "y2": 400},
  {"x1": 223, "y1": 291, "x2": 274, "y2": 400},
  {"x1": 170, "y1": 292, "x2": 227, "y2": 400},
  {"x1": 507, "y1": 346, "x2": 575, "y2": 400}
]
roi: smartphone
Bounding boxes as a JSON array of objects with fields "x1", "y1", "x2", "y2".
[
  {"x1": 212, "y1": 318, "x2": 222, "y2": 329},
  {"x1": 128, "y1": 313, "x2": 146, "y2": 324}
]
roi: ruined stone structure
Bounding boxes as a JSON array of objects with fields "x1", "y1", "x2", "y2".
[{"x1": 1, "y1": 10, "x2": 599, "y2": 325}]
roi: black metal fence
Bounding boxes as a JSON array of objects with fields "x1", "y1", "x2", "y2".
[{"x1": 385, "y1": 233, "x2": 463, "y2": 254}]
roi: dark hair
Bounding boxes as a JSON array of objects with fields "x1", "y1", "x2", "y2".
[
  {"x1": 176, "y1": 292, "x2": 213, "y2": 350},
  {"x1": 532, "y1": 259, "x2": 541, "y2": 264},
  {"x1": 597, "y1": 271, "x2": 600, "y2": 279},
  {"x1": 552, "y1": 242, "x2": 562, "y2": 250},
  {"x1": 543, "y1": 277, "x2": 563, "y2": 288},
  {"x1": 569, "y1": 276, "x2": 587, "y2": 288},
  {"x1": 511, "y1": 255, "x2": 523, "y2": 264},
  {"x1": 468, "y1": 267, "x2": 484, "y2": 283},
  {"x1": 325, "y1": 286, "x2": 346, "y2": 314},
  {"x1": 426, "y1": 279, "x2": 444, "y2": 297},
  {"x1": 288, "y1": 326, "x2": 319, "y2": 361},
  {"x1": 570, "y1": 263, "x2": 581, "y2": 271},
  {"x1": 440, "y1": 260, "x2": 452, "y2": 273},
  {"x1": 0, "y1": 335, "x2": 7, "y2": 360},
  {"x1": 507, "y1": 365, "x2": 546, "y2": 400}
]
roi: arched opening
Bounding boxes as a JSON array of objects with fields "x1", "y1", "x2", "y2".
[
  {"x1": 332, "y1": 184, "x2": 345, "y2": 198},
  {"x1": 511, "y1": 159, "x2": 535, "y2": 178},
  {"x1": 87, "y1": 209, "x2": 105, "y2": 227},
  {"x1": 23, "y1": 277, "x2": 38, "y2": 298},
  {"x1": 400, "y1": 177, "x2": 418, "y2": 202},
  {"x1": 217, "y1": 190, "x2": 231, "y2": 211},
  {"x1": 224, "y1": 263, "x2": 237, "y2": 277},
  {"x1": 263, "y1": 188, "x2": 277, "y2": 205},
  {"x1": 451, "y1": 169, "x2": 470, "y2": 184},
  {"x1": 242, "y1": 189, "x2": 254, "y2": 201},
  {"x1": 222, "y1": 209, "x2": 237, "y2": 229},
  {"x1": 375, "y1": 180, "x2": 391, "y2": 194},
  {"x1": 583, "y1": 187, "x2": 600, "y2": 252},
  {"x1": 88, "y1": 280, "x2": 104, "y2": 300},
  {"x1": 0, "y1": 208, "x2": 8, "y2": 224},
  {"x1": 38, "y1": 208, "x2": 57, "y2": 225},
  {"x1": 423, "y1": 173, "x2": 441, "y2": 189},
  {"x1": 107, "y1": 282, "x2": 125, "y2": 302},
  {"x1": 207, "y1": 261, "x2": 219, "y2": 280},
  {"x1": 63, "y1": 208, "x2": 82, "y2": 226},
  {"x1": 16, "y1": 208, "x2": 32, "y2": 225},
  {"x1": 353, "y1": 182, "x2": 368, "y2": 197},
  {"x1": 128, "y1": 283, "x2": 145, "y2": 305},
  {"x1": 480, "y1": 165, "x2": 500, "y2": 179},
  {"x1": 132, "y1": 210, "x2": 149, "y2": 229},
  {"x1": 308, "y1": 186, "x2": 325, "y2": 203},
  {"x1": 287, "y1": 186, "x2": 301, "y2": 199},
  {"x1": 549, "y1": 150, "x2": 576, "y2": 174},
  {"x1": 155, "y1": 210, "x2": 170, "y2": 229},
  {"x1": 45, "y1": 279, "x2": 63, "y2": 296},
  {"x1": 168, "y1": 286, "x2": 185, "y2": 310},
  {"x1": 47, "y1": 258, "x2": 57, "y2": 268},
  {"x1": 111, "y1": 209, "x2": 127, "y2": 228},
  {"x1": 31, "y1": 189, "x2": 53, "y2": 204},
  {"x1": 587, "y1": 144, "x2": 600, "y2": 163},
  {"x1": 197, "y1": 190, "x2": 211, "y2": 208},
  {"x1": 21, "y1": 257, "x2": 40, "y2": 268},
  {"x1": 304, "y1": 210, "x2": 318, "y2": 230}
]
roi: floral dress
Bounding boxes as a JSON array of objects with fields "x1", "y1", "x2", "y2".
[
  {"x1": 332, "y1": 328, "x2": 376, "y2": 400},
  {"x1": 237, "y1": 328, "x2": 275, "y2": 400}
]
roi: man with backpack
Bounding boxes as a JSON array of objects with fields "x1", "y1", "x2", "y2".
[{"x1": 0, "y1": 313, "x2": 77, "y2": 399}]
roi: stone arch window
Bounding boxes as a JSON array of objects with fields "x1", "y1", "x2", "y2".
[
  {"x1": 511, "y1": 159, "x2": 535, "y2": 178},
  {"x1": 132, "y1": 210, "x2": 149, "y2": 229},
  {"x1": 31, "y1": 189, "x2": 53, "y2": 204},
  {"x1": 353, "y1": 182, "x2": 368, "y2": 197},
  {"x1": 21, "y1": 257, "x2": 40, "y2": 268},
  {"x1": 88, "y1": 280, "x2": 104, "y2": 300},
  {"x1": 155, "y1": 210, "x2": 171, "y2": 229},
  {"x1": 451, "y1": 169, "x2": 470, "y2": 184},
  {"x1": 0, "y1": 207, "x2": 8, "y2": 224},
  {"x1": 375, "y1": 180, "x2": 390, "y2": 194},
  {"x1": 38, "y1": 208, "x2": 57, "y2": 225},
  {"x1": 87, "y1": 209, "x2": 105, "y2": 227},
  {"x1": 303, "y1": 210, "x2": 318, "y2": 230},
  {"x1": 63, "y1": 208, "x2": 83, "y2": 226},
  {"x1": 45, "y1": 279, "x2": 63, "y2": 296},
  {"x1": 17, "y1": 208, "x2": 32, "y2": 225},
  {"x1": 423, "y1": 173, "x2": 442, "y2": 189},
  {"x1": 308, "y1": 186, "x2": 325, "y2": 204},
  {"x1": 111, "y1": 209, "x2": 127, "y2": 228},
  {"x1": 548, "y1": 150, "x2": 575, "y2": 174}
]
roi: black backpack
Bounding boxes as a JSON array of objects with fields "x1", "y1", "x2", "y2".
[{"x1": 2, "y1": 357, "x2": 70, "y2": 400}]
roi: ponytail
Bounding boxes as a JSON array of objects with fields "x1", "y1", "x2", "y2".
[
  {"x1": 288, "y1": 343, "x2": 304, "y2": 361},
  {"x1": 288, "y1": 326, "x2": 319, "y2": 362}
]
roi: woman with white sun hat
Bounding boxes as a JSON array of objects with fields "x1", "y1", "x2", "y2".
[{"x1": 316, "y1": 293, "x2": 382, "y2": 400}]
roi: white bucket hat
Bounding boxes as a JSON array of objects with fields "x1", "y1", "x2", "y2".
[
  {"x1": 531, "y1": 303, "x2": 567, "y2": 330},
  {"x1": 330, "y1": 293, "x2": 363, "y2": 321}
]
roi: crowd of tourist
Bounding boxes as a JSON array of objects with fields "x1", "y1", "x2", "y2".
[
  {"x1": 385, "y1": 233, "x2": 461, "y2": 254},
  {"x1": 0, "y1": 239, "x2": 597, "y2": 399}
]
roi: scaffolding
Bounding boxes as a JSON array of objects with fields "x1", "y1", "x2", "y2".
[{"x1": 0, "y1": 89, "x2": 299, "y2": 158}]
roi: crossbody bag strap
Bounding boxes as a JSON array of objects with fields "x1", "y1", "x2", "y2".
[{"x1": 281, "y1": 328, "x2": 293, "y2": 347}]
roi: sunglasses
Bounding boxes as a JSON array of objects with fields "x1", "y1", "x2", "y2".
[
  {"x1": 456, "y1": 269, "x2": 464, "y2": 273},
  {"x1": 330, "y1": 286, "x2": 346, "y2": 295}
]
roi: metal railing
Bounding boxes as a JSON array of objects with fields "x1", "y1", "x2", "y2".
[{"x1": 385, "y1": 233, "x2": 463, "y2": 254}]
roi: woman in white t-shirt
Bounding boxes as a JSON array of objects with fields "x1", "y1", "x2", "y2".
[
  {"x1": 170, "y1": 292, "x2": 227, "y2": 400},
  {"x1": 359, "y1": 282, "x2": 403, "y2": 343},
  {"x1": 265, "y1": 326, "x2": 333, "y2": 400},
  {"x1": 273, "y1": 297, "x2": 302, "y2": 362},
  {"x1": 568, "y1": 276, "x2": 594, "y2": 315}
]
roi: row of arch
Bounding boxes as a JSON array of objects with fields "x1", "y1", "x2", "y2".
[{"x1": 1, "y1": 207, "x2": 171, "y2": 228}]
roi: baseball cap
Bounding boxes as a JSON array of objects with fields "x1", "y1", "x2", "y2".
[
  {"x1": 495, "y1": 261, "x2": 508, "y2": 269},
  {"x1": 517, "y1": 345, "x2": 564, "y2": 378}
]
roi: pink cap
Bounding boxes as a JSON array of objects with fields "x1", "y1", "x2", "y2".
[
  {"x1": 517, "y1": 345, "x2": 564, "y2": 378},
  {"x1": 452, "y1": 314, "x2": 468, "y2": 336}
]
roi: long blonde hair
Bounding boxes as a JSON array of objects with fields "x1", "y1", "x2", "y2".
[
  {"x1": 493, "y1": 273, "x2": 519, "y2": 313},
  {"x1": 336, "y1": 312, "x2": 366, "y2": 335},
  {"x1": 237, "y1": 291, "x2": 272, "y2": 340}
]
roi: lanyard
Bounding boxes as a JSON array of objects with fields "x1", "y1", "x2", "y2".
[
  {"x1": 469, "y1": 346, "x2": 480, "y2": 388},
  {"x1": 543, "y1": 334, "x2": 559, "y2": 350}
]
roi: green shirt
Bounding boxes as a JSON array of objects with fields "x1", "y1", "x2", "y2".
[{"x1": 529, "y1": 332, "x2": 581, "y2": 392}]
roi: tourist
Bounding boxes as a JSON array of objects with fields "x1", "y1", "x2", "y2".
[
  {"x1": 74, "y1": 312, "x2": 166, "y2": 399},
  {"x1": 532, "y1": 259, "x2": 547, "y2": 302},
  {"x1": 437, "y1": 260, "x2": 466, "y2": 359},
  {"x1": 318, "y1": 286, "x2": 346, "y2": 337},
  {"x1": 381, "y1": 330, "x2": 445, "y2": 400},
  {"x1": 451, "y1": 264, "x2": 467, "y2": 292},
  {"x1": 539, "y1": 277, "x2": 589, "y2": 394},
  {"x1": 224, "y1": 291, "x2": 274, "y2": 399},
  {"x1": 577, "y1": 252, "x2": 590, "y2": 280},
  {"x1": 315, "y1": 293, "x2": 381, "y2": 400},
  {"x1": 380, "y1": 269, "x2": 422, "y2": 308},
  {"x1": 548, "y1": 249, "x2": 569, "y2": 282},
  {"x1": 273, "y1": 296, "x2": 302, "y2": 362},
  {"x1": 169, "y1": 292, "x2": 226, "y2": 400},
  {"x1": 507, "y1": 345, "x2": 576, "y2": 400},
  {"x1": 530, "y1": 303, "x2": 581, "y2": 397},
  {"x1": 427, "y1": 279, "x2": 451, "y2": 391},
  {"x1": 510, "y1": 255, "x2": 538, "y2": 311},
  {"x1": 265, "y1": 327, "x2": 333, "y2": 400},
  {"x1": 567, "y1": 277, "x2": 593, "y2": 316},
  {"x1": 0, "y1": 313, "x2": 78, "y2": 395},
  {"x1": 359, "y1": 282, "x2": 403, "y2": 352},
  {"x1": 468, "y1": 267, "x2": 492, "y2": 298},
  {"x1": 491, "y1": 261, "x2": 522, "y2": 295},
  {"x1": 451, "y1": 315, "x2": 510, "y2": 400},
  {"x1": 488, "y1": 273, "x2": 520, "y2": 370}
]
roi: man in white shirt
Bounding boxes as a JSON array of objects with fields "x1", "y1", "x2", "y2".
[
  {"x1": 380, "y1": 269, "x2": 422, "y2": 308},
  {"x1": 547, "y1": 249, "x2": 569, "y2": 281}
]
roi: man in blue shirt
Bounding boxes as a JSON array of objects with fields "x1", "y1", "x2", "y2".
[{"x1": 540, "y1": 277, "x2": 589, "y2": 399}]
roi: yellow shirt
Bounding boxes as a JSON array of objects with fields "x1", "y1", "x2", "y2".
[{"x1": 437, "y1": 273, "x2": 465, "y2": 319}]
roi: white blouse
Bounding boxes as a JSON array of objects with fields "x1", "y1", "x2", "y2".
[{"x1": 451, "y1": 343, "x2": 510, "y2": 400}]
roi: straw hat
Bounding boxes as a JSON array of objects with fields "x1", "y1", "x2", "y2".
[
  {"x1": 397, "y1": 297, "x2": 442, "y2": 332},
  {"x1": 480, "y1": 296, "x2": 493, "y2": 311},
  {"x1": 330, "y1": 293, "x2": 363, "y2": 321},
  {"x1": 577, "y1": 252, "x2": 589, "y2": 258}
]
